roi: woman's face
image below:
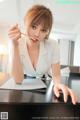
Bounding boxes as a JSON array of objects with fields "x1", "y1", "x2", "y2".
[{"x1": 26, "y1": 24, "x2": 49, "y2": 44}]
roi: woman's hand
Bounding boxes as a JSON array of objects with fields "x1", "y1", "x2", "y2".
[
  {"x1": 53, "y1": 83, "x2": 78, "y2": 105},
  {"x1": 8, "y1": 24, "x2": 21, "y2": 45}
]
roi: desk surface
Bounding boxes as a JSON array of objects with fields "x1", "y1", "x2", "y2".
[
  {"x1": 0, "y1": 75, "x2": 80, "y2": 103},
  {"x1": 0, "y1": 79, "x2": 53, "y2": 103},
  {"x1": 0, "y1": 72, "x2": 80, "y2": 120}
]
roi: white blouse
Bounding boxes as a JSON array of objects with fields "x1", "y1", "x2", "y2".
[{"x1": 19, "y1": 37, "x2": 60, "y2": 78}]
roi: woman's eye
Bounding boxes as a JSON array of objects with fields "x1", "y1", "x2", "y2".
[
  {"x1": 42, "y1": 29, "x2": 47, "y2": 32},
  {"x1": 32, "y1": 25, "x2": 37, "y2": 29}
]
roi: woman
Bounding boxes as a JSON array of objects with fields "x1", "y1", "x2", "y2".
[{"x1": 8, "y1": 5, "x2": 77, "y2": 104}]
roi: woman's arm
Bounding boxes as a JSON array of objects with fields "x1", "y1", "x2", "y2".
[
  {"x1": 12, "y1": 44, "x2": 24, "y2": 84},
  {"x1": 8, "y1": 24, "x2": 24, "y2": 84},
  {"x1": 51, "y1": 63, "x2": 61, "y2": 84},
  {"x1": 51, "y1": 63, "x2": 78, "y2": 104}
]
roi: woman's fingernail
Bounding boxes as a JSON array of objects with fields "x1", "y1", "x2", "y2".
[
  {"x1": 56, "y1": 94, "x2": 59, "y2": 97},
  {"x1": 64, "y1": 98, "x2": 67, "y2": 102},
  {"x1": 73, "y1": 101, "x2": 76, "y2": 105}
]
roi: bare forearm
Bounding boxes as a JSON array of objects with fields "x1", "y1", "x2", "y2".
[
  {"x1": 8, "y1": 24, "x2": 24, "y2": 83},
  {"x1": 53, "y1": 75, "x2": 61, "y2": 85},
  {"x1": 12, "y1": 44, "x2": 24, "y2": 83},
  {"x1": 52, "y1": 63, "x2": 61, "y2": 84}
]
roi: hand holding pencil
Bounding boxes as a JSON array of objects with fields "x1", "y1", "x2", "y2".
[{"x1": 8, "y1": 24, "x2": 26, "y2": 45}]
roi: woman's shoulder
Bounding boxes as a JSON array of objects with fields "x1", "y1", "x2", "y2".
[{"x1": 45, "y1": 38, "x2": 59, "y2": 48}]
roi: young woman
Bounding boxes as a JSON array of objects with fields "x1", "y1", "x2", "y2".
[{"x1": 8, "y1": 5, "x2": 77, "y2": 104}]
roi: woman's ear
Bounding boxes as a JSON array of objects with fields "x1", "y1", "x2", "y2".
[
  {"x1": 45, "y1": 30, "x2": 50, "y2": 40},
  {"x1": 45, "y1": 34, "x2": 49, "y2": 40}
]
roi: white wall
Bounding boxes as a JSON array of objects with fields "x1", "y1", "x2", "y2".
[
  {"x1": 59, "y1": 39, "x2": 70, "y2": 65},
  {"x1": 74, "y1": 35, "x2": 80, "y2": 66},
  {"x1": 50, "y1": 31, "x2": 76, "y2": 65},
  {"x1": 0, "y1": 0, "x2": 19, "y2": 24}
]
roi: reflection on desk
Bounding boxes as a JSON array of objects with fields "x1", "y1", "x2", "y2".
[
  {"x1": 0, "y1": 74, "x2": 79, "y2": 103},
  {"x1": 0, "y1": 70, "x2": 80, "y2": 120}
]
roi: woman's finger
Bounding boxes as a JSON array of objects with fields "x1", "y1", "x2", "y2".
[
  {"x1": 53, "y1": 85, "x2": 60, "y2": 97},
  {"x1": 9, "y1": 33, "x2": 21, "y2": 41},
  {"x1": 68, "y1": 88, "x2": 78, "y2": 105},
  {"x1": 9, "y1": 24, "x2": 18, "y2": 31},
  {"x1": 8, "y1": 29, "x2": 20, "y2": 35},
  {"x1": 59, "y1": 85, "x2": 68, "y2": 103}
]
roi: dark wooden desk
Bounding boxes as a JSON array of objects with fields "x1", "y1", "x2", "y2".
[
  {"x1": 0, "y1": 75, "x2": 80, "y2": 120},
  {"x1": 0, "y1": 77, "x2": 71, "y2": 103}
]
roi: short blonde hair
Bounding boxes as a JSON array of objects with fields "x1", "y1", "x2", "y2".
[{"x1": 24, "y1": 5, "x2": 53, "y2": 34}]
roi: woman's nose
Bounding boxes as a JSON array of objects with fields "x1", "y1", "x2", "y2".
[{"x1": 35, "y1": 30, "x2": 40, "y2": 37}]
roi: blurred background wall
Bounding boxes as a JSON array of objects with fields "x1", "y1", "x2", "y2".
[{"x1": 0, "y1": 0, "x2": 80, "y2": 73}]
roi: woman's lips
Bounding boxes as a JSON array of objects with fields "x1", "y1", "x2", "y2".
[{"x1": 31, "y1": 38, "x2": 39, "y2": 42}]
